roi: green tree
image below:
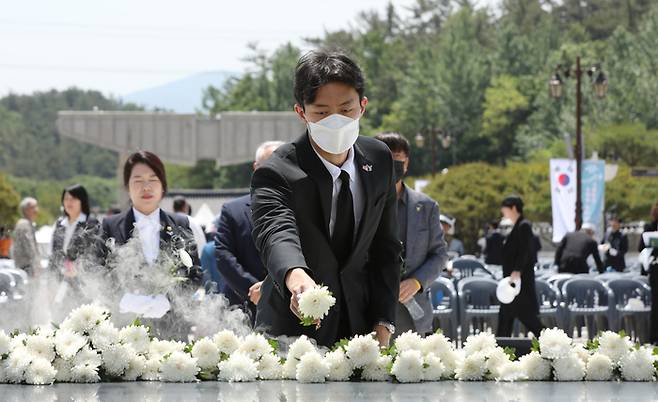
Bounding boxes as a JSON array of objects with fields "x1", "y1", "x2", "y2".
[{"x1": 0, "y1": 173, "x2": 20, "y2": 226}]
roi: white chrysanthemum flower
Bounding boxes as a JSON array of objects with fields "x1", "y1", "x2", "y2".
[
  {"x1": 597, "y1": 331, "x2": 632, "y2": 365},
  {"x1": 296, "y1": 351, "x2": 330, "y2": 383},
  {"x1": 191, "y1": 338, "x2": 220, "y2": 370},
  {"x1": 421, "y1": 333, "x2": 454, "y2": 357},
  {"x1": 53, "y1": 357, "x2": 73, "y2": 382},
  {"x1": 297, "y1": 286, "x2": 336, "y2": 321},
  {"x1": 391, "y1": 349, "x2": 424, "y2": 383},
  {"x1": 455, "y1": 351, "x2": 487, "y2": 381},
  {"x1": 287, "y1": 335, "x2": 317, "y2": 361},
  {"x1": 572, "y1": 343, "x2": 590, "y2": 365},
  {"x1": 236, "y1": 333, "x2": 273, "y2": 360},
  {"x1": 34, "y1": 325, "x2": 56, "y2": 338},
  {"x1": 217, "y1": 352, "x2": 258, "y2": 382},
  {"x1": 61, "y1": 304, "x2": 109, "y2": 334},
  {"x1": 24, "y1": 357, "x2": 56, "y2": 385},
  {"x1": 362, "y1": 354, "x2": 392, "y2": 382},
  {"x1": 619, "y1": 347, "x2": 655, "y2": 381},
  {"x1": 101, "y1": 343, "x2": 135, "y2": 377},
  {"x1": 122, "y1": 354, "x2": 147, "y2": 381},
  {"x1": 212, "y1": 330, "x2": 241, "y2": 356},
  {"x1": 54, "y1": 329, "x2": 87, "y2": 360},
  {"x1": 257, "y1": 352, "x2": 282, "y2": 380},
  {"x1": 585, "y1": 353, "x2": 613, "y2": 381},
  {"x1": 73, "y1": 346, "x2": 102, "y2": 369},
  {"x1": 518, "y1": 351, "x2": 551, "y2": 381},
  {"x1": 70, "y1": 363, "x2": 100, "y2": 383},
  {"x1": 148, "y1": 339, "x2": 186, "y2": 360},
  {"x1": 423, "y1": 352, "x2": 445, "y2": 381},
  {"x1": 538, "y1": 328, "x2": 572, "y2": 360},
  {"x1": 0, "y1": 330, "x2": 11, "y2": 356},
  {"x1": 119, "y1": 325, "x2": 150, "y2": 354},
  {"x1": 463, "y1": 332, "x2": 497, "y2": 357},
  {"x1": 345, "y1": 334, "x2": 380, "y2": 369},
  {"x1": 3, "y1": 348, "x2": 32, "y2": 383},
  {"x1": 141, "y1": 357, "x2": 162, "y2": 381},
  {"x1": 179, "y1": 249, "x2": 194, "y2": 268},
  {"x1": 159, "y1": 351, "x2": 199, "y2": 382},
  {"x1": 25, "y1": 334, "x2": 55, "y2": 362},
  {"x1": 485, "y1": 347, "x2": 511, "y2": 379},
  {"x1": 495, "y1": 361, "x2": 527, "y2": 382},
  {"x1": 9, "y1": 333, "x2": 27, "y2": 350},
  {"x1": 282, "y1": 357, "x2": 298, "y2": 380},
  {"x1": 394, "y1": 331, "x2": 424, "y2": 353},
  {"x1": 552, "y1": 355, "x2": 585, "y2": 381},
  {"x1": 89, "y1": 321, "x2": 120, "y2": 351},
  {"x1": 325, "y1": 349, "x2": 352, "y2": 381}
]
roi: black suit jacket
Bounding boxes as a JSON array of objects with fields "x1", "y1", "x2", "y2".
[
  {"x1": 99, "y1": 208, "x2": 201, "y2": 284},
  {"x1": 502, "y1": 218, "x2": 538, "y2": 313},
  {"x1": 555, "y1": 231, "x2": 604, "y2": 274},
  {"x1": 48, "y1": 216, "x2": 101, "y2": 273},
  {"x1": 250, "y1": 133, "x2": 402, "y2": 347},
  {"x1": 215, "y1": 194, "x2": 267, "y2": 308}
]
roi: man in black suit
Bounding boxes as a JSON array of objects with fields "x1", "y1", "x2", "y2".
[
  {"x1": 601, "y1": 216, "x2": 628, "y2": 272},
  {"x1": 555, "y1": 223, "x2": 604, "y2": 274},
  {"x1": 215, "y1": 141, "x2": 284, "y2": 321},
  {"x1": 251, "y1": 50, "x2": 402, "y2": 347},
  {"x1": 484, "y1": 221, "x2": 504, "y2": 266}
]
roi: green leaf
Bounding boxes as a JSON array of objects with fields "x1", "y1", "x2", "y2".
[
  {"x1": 503, "y1": 346, "x2": 517, "y2": 361},
  {"x1": 434, "y1": 328, "x2": 443, "y2": 335},
  {"x1": 330, "y1": 338, "x2": 349, "y2": 352},
  {"x1": 618, "y1": 329, "x2": 627, "y2": 338},
  {"x1": 132, "y1": 318, "x2": 142, "y2": 327},
  {"x1": 267, "y1": 339, "x2": 279, "y2": 352},
  {"x1": 531, "y1": 338, "x2": 540, "y2": 353}
]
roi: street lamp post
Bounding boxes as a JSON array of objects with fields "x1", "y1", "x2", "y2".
[{"x1": 549, "y1": 56, "x2": 608, "y2": 230}]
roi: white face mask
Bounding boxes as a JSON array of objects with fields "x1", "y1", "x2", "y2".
[{"x1": 307, "y1": 113, "x2": 360, "y2": 154}]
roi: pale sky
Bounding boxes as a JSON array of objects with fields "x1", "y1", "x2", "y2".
[{"x1": 1, "y1": 0, "x2": 497, "y2": 97}]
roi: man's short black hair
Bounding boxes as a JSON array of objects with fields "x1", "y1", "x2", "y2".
[
  {"x1": 294, "y1": 49, "x2": 365, "y2": 108},
  {"x1": 374, "y1": 133, "x2": 410, "y2": 156},
  {"x1": 172, "y1": 196, "x2": 187, "y2": 213},
  {"x1": 501, "y1": 195, "x2": 524, "y2": 214}
]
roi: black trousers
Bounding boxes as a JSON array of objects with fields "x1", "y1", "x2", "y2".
[{"x1": 496, "y1": 302, "x2": 545, "y2": 337}]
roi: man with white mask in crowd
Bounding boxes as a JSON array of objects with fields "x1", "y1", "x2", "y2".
[{"x1": 250, "y1": 50, "x2": 402, "y2": 347}]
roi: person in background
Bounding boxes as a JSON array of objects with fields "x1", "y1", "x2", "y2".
[
  {"x1": 11, "y1": 197, "x2": 41, "y2": 277},
  {"x1": 172, "y1": 195, "x2": 207, "y2": 258},
  {"x1": 638, "y1": 200, "x2": 658, "y2": 344},
  {"x1": 440, "y1": 214, "x2": 464, "y2": 257},
  {"x1": 375, "y1": 132, "x2": 448, "y2": 336},
  {"x1": 47, "y1": 184, "x2": 101, "y2": 305},
  {"x1": 554, "y1": 223, "x2": 604, "y2": 274},
  {"x1": 215, "y1": 141, "x2": 284, "y2": 322},
  {"x1": 497, "y1": 195, "x2": 544, "y2": 337},
  {"x1": 601, "y1": 216, "x2": 628, "y2": 272},
  {"x1": 483, "y1": 221, "x2": 504, "y2": 266}
]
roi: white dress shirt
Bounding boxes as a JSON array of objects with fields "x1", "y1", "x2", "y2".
[
  {"x1": 61, "y1": 213, "x2": 87, "y2": 253},
  {"x1": 313, "y1": 146, "x2": 365, "y2": 240},
  {"x1": 133, "y1": 208, "x2": 161, "y2": 265}
]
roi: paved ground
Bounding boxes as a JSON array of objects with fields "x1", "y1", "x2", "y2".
[{"x1": 1, "y1": 380, "x2": 656, "y2": 402}]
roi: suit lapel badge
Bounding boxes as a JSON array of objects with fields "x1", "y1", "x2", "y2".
[
  {"x1": 362, "y1": 164, "x2": 373, "y2": 172},
  {"x1": 416, "y1": 204, "x2": 423, "y2": 212}
]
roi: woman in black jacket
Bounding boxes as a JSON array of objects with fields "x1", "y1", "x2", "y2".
[
  {"x1": 48, "y1": 184, "x2": 101, "y2": 304},
  {"x1": 496, "y1": 195, "x2": 545, "y2": 337},
  {"x1": 99, "y1": 151, "x2": 201, "y2": 283}
]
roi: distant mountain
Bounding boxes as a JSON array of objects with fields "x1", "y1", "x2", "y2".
[{"x1": 122, "y1": 71, "x2": 237, "y2": 113}]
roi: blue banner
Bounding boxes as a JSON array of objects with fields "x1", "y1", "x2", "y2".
[{"x1": 582, "y1": 160, "x2": 605, "y2": 230}]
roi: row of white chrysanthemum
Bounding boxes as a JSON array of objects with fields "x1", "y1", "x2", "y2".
[{"x1": 0, "y1": 304, "x2": 656, "y2": 385}]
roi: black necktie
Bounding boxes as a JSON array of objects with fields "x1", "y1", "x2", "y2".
[{"x1": 331, "y1": 170, "x2": 354, "y2": 266}]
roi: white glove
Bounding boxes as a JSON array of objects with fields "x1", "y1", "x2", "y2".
[{"x1": 609, "y1": 248, "x2": 618, "y2": 257}]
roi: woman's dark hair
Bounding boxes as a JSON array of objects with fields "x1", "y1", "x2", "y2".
[
  {"x1": 375, "y1": 132, "x2": 410, "y2": 156},
  {"x1": 294, "y1": 49, "x2": 365, "y2": 108},
  {"x1": 123, "y1": 151, "x2": 168, "y2": 193},
  {"x1": 501, "y1": 195, "x2": 524, "y2": 214},
  {"x1": 61, "y1": 184, "x2": 90, "y2": 217}
]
